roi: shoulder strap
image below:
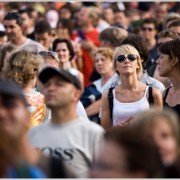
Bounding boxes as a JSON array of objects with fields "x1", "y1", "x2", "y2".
[
  {"x1": 163, "y1": 86, "x2": 172, "y2": 102},
  {"x1": 108, "y1": 87, "x2": 114, "y2": 125},
  {"x1": 148, "y1": 86, "x2": 154, "y2": 104}
]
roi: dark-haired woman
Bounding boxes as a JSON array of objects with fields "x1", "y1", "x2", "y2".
[
  {"x1": 157, "y1": 38, "x2": 180, "y2": 119},
  {"x1": 52, "y1": 38, "x2": 84, "y2": 88}
]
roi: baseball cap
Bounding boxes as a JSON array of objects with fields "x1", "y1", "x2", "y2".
[
  {"x1": 38, "y1": 67, "x2": 82, "y2": 90},
  {"x1": 0, "y1": 80, "x2": 27, "y2": 105}
]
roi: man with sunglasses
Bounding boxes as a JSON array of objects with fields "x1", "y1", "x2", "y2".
[{"x1": 140, "y1": 18, "x2": 158, "y2": 69}]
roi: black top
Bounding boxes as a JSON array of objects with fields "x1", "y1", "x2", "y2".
[{"x1": 163, "y1": 86, "x2": 180, "y2": 119}]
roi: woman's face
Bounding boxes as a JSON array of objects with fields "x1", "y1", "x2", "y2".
[
  {"x1": 90, "y1": 140, "x2": 137, "y2": 178},
  {"x1": 55, "y1": 42, "x2": 70, "y2": 63},
  {"x1": 115, "y1": 53, "x2": 139, "y2": 75},
  {"x1": 156, "y1": 53, "x2": 171, "y2": 77},
  {"x1": 150, "y1": 117, "x2": 177, "y2": 165},
  {"x1": 94, "y1": 53, "x2": 113, "y2": 75}
]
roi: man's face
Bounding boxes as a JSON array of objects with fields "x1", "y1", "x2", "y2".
[
  {"x1": 3, "y1": 20, "x2": 22, "y2": 41},
  {"x1": 76, "y1": 7, "x2": 91, "y2": 26},
  {"x1": 44, "y1": 75, "x2": 80, "y2": 109},
  {"x1": 0, "y1": 95, "x2": 30, "y2": 137},
  {"x1": 20, "y1": 12, "x2": 33, "y2": 33},
  {"x1": 140, "y1": 23, "x2": 157, "y2": 41},
  {"x1": 114, "y1": 12, "x2": 128, "y2": 27},
  {"x1": 35, "y1": 32, "x2": 52, "y2": 50}
]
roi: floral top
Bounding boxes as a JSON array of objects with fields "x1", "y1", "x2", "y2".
[{"x1": 24, "y1": 92, "x2": 46, "y2": 127}]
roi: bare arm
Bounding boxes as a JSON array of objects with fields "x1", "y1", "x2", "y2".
[
  {"x1": 86, "y1": 99, "x2": 101, "y2": 116},
  {"x1": 101, "y1": 92, "x2": 111, "y2": 129},
  {"x1": 152, "y1": 88, "x2": 163, "y2": 109}
]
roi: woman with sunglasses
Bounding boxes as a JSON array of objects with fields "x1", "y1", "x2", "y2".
[
  {"x1": 157, "y1": 38, "x2": 180, "y2": 120},
  {"x1": 101, "y1": 44, "x2": 162, "y2": 129}
]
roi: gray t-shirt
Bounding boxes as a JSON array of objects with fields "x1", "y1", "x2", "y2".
[{"x1": 28, "y1": 117, "x2": 104, "y2": 178}]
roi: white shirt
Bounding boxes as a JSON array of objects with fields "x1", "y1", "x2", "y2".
[{"x1": 28, "y1": 117, "x2": 104, "y2": 178}]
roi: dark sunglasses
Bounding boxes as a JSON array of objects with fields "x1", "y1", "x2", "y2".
[
  {"x1": 38, "y1": 51, "x2": 59, "y2": 62},
  {"x1": 142, "y1": 27, "x2": 154, "y2": 31},
  {"x1": 116, "y1": 54, "x2": 137, "y2": 63}
]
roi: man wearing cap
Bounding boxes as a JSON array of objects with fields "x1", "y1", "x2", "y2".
[{"x1": 28, "y1": 67, "x2": 104, "y2": 178}]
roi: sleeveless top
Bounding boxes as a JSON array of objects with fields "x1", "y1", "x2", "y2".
[
  {"x1": 163, "y1": 86, "x2": 180, "y2": 119},
  {"x1": 112, "y1": 86, "x2": 150, "y2": 126}
]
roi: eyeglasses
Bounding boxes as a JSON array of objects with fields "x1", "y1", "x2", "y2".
[
  {"x1": 142, "y1": 27, "x2": 154, "y2": 31},
  {"x1": 38, "y1": 51, "x2": 59, "y2": 62},
  {"x1": 116, "y1": 54, "x2": 137, "y2": 63}
]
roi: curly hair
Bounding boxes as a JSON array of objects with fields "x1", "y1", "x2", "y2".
[{"x1": 2, "y1": 50, "x2": 43, "y2": 88}]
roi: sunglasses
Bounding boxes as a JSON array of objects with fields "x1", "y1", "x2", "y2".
[
  {"x1": 142, "y1": 27, "x2": 154, "y2": 31},
  {"x1": 116, "y1": 54, "x2": 137, "y2": 63},
  {"x1": 38, "y1": 51, "x2": 59, "y2": 62}
]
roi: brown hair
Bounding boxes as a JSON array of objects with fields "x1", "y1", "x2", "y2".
[
  {"x1": 0, "y1": 44, "x2": 17, "y2": 73},
  {"x1": 157, "y1": 29, "x2": 178, "y2": 40},
  {"x1": 2, "y1": 50, "x2": 43, "y2": 88},
  {"x1": 93, "y1": 47, "x2": 114, "y2": 62}
]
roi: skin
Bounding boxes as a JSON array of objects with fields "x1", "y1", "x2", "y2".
[
  {"x1": 35, "y1": 32, "x2": 52, "y2": 50},
  {"x1": 140, "y1": 23, "x2": 157, "y2": 42},
  {"x1": 86, "y1": 53, "x2": 114, "y2": 116},
  {"x1": 101, "y1": 54, "x2": 162, "y2": 129},
  {"x1": 149, "y1": 118, "x2": 178, "y2": 165},
  {"x1": 169, "y1": 26, "x2": 180, "y2": 36},
  {"x1": 0, "y1": 95, "x2": 30, "y2": 137},
  {"x1": 55, "y1": 42, "x2": 84, "y2": 89},
  {"x1": 43, "y1": 75, "x2": 81, "y2": 124},
  {"x1": 20, "y1": 12, "x2": 33, "y2": 35},
  {"x1": 90, "y1": 140, "x2": 146, "y2": 178},
  {"x1": 3, "y1": 20, "x2": 22, "y2": 42},
  {"x1": 156, "y1": 52, "x2": 180, "y2": 107},
  {"x1": 114, "y1": 12, "x2": 129, "y2": 28},
  {"x1": 3, "y1": 19, "x2": 27, "y2": 46}
]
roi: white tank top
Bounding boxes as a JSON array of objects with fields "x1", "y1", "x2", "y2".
[{"x1": 113, "y1": 86, "x2": 150, "y2": 126}]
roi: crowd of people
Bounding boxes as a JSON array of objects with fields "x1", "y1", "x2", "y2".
[{"x1": 0, "y1": 1, "x2": 180, "y2": 178}]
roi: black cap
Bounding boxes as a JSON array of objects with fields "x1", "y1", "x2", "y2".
[
  {"x1": 0, "y1": 80, "x2": 27, "y2": 105},
  {"x1": 38, "y1": 67, "x2": 82, "y2": 90}
]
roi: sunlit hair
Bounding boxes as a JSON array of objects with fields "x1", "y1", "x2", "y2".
[
  {"x1": 2, "y1": 50, "x2": 43, "y2": 88},
  {"x1": 130, "y1": 107, "x2": 180, "y2": 148},
  {"x1": 93, "y1": 47, "x2": 114, "y2": 62},
  {"x1": 113, "y1": 44, "x2": 143, "y2": 76}
]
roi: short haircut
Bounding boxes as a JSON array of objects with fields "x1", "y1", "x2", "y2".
[
  {"x1": 3, "y1": 11, "x2": 23, "y2": 26},
  {"x1": 169, "y1": 20, "x2": 180, "y2": 28},
  {"x1": 87, "y1": 6, "x2": 100, "y2": 27},
  {"x1": 121, "y1": 34, "x2": 149, "y2": 69},
  {"x1": 3, "y1": 50, "x2": 43, "y2": 88},
  {"x1": 93, "y1": 47, "x2": 114, "y2": 62},
  {"x1": 159, "y1": 38, "x2": 180, "y2": 64},
  {"x1": 57, "y1": 19, "x2": 74, "y2": 36},
  {"x1": 114, "y1": 44, "x2": 143, "y2": 76},
  {"x1": 18, "y1": 7, "x2": 34, "y2": 18},
  {"x1": 35, "y1": 19, "x2": 51, "y2": 35},
  {"x1": 164, "y1": 13, "x2": 180, "y2": 27},
  {"x1": 52, "y1": 38, "x2": 74, "y2": 61},
  {"x1": 99, "y1": 27, "x2": 127, "y2": 47},
  {"x1": 0, "y1": 44, "x2": 17, "y2": 72},
  {"x1": 105, "y1": 126, "x2": 163, "y2": 178},
  {"x1": 157, "y1": 29, "x2": 178, "y2": 40},
  {"x1": 141, "y1": 18, "x2": 158, "y2": 30}
]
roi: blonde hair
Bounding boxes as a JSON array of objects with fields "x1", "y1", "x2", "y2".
[
  {"x1": 88, "y1": 6, "x2": 100, "y2": 27},
  {"x1": 93, "y1": 47, "x2": 114, "y2": 62},
  {"x1": 113, "y1": 44, "x2": 143, "y2": 76},
  {"x1": 130, "y1": 107, "x2": 180, "y2": 147},
  {"x1": 3, "y1": 50, "x2": 43, "y2": 88}
]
